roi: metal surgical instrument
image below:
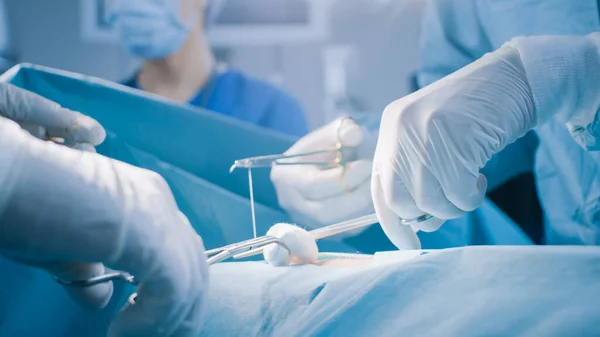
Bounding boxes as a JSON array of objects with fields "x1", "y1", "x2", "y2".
[
  {"x1": 55, "y1": 271, "x2": 137, "y2": 287},
  {"x1": 53, "y1": 237, "x2": 291, "y2": 288},
  {"x1": 210, "y1": 212, "x2": 431, "y2": 261},
  {"x1": 229, "y1": 117, "x2": 357, "y2": 173},
  {"x1": 232, "y1": 212, "x2": 432, "y2": 260}
]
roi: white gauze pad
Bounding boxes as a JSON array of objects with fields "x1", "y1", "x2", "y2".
[{"x1": 263, "y1": 223, "x2": 319, "y2": 266}]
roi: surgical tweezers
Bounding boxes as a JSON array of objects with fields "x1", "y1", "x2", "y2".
[
  {"x1": 55, "y1": 271, "x2": 138, "y2": 287},
  {"x1": 55, "y1": 212, "x2": 432, "y2": 288},
  {"x1": 229, "y1": 148, "x2": 344, "y2": 172},
  {"x1": 229, "y1": 117, "x2": 358, "y2": 173},
  {"x1": 232, "y1": 212, "x2": 432, "y2": 260},
  {"x1": 54, "y1": 236, "x2": 290, "y2": 287}
]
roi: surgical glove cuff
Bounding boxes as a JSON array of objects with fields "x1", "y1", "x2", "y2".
[
  {"x1": 511, "y1": 34, "x2": 600, "y2": 145},
  {"x1": 0, "y1": 117, "x2": 29, "y2": 217}
]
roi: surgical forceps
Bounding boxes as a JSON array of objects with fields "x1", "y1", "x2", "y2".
[
  {"x1": 229, "y1": 117, "x2": 357, "y2": 172},
  {"x1": 209, "y1": 212, "x2": 433, "y2": 260},
  {"x1": 231, "y1": 212, "x2": 432, "y2": 260},
  {"x1": 55, "y1": 212, "x2": 432, "y2": 288},
  {"x1": 54, "y1": 236, "x2": 286, "y2": 288}
]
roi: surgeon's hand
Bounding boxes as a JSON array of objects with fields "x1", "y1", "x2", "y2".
[
  {"x1": 0, "y1": 82, "x2": 106, "y2": 151},
  {"x1": 271, "y1": 118, "x2": 377, "y2": 231},
  {"x1": 372, "y1": 43, "x2": 537, "y2": 250},
  {"x1": 0, "y1": 118, "x2": 208, "y2": 337}
]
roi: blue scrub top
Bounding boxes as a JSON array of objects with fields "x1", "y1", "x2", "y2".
[{"x1": 123, "y1": 69, "x2": 309, "y2": 137}]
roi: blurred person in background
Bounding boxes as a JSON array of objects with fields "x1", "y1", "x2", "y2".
[{"x1": 109, "y1": 0, "x2": 309, "y2": 137}]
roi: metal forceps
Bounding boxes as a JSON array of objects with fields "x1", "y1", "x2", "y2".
[
  {"x1": 202, "y1": 212, "x2": 433, "y2": 262},
  {"x1": 54, "y1": 235, "x2": 299, "y2": 287},
  {"x1": 54, "y1": 238, "x2": 288, "y2": 288},
  {"x1": 232, "y1": 212, "x2": 432, "y2": 260},
  {"x1": 205, "y1": 213, "x2": 383, "y2": 262},
  {"x1": 204, "y1": 212, "x2": 433, "y2": 261},
  {"x1": 229, "y1": 117, "x2": 358, "y2": 172}
]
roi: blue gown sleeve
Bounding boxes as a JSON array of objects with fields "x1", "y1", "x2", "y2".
[
  {"x1": 418, "y1": 0, "x2": 537, "y2": 191},
  {"x1": 261, "y1": 91, "x2": 309, "y2": 138},
  {"x1": 417, "y1": 0, "x2": 492, "y2": 88},
  {"x1": 511, "y1": 33, "x2": 600, "y2": 151},
  {"x1": 507, "y1": 34, "x2": 600, "y2": 244}
]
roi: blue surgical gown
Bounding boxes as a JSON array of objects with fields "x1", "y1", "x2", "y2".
[
  {"x1": 418, "y1": 0, "x2": 600, "y2": 245},
  {"x1": 123, "y1": 69, "x2": 309, "y2": 137}
]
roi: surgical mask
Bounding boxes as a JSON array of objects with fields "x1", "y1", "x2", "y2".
[{"x1": 107, "y1": 0, "x2": 199, "y2": 59}]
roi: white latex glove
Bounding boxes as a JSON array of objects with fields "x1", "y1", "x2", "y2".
[
  {"x1": 0, "y1": 118, "x2": 208, "y2": 337},
  {"x1": 372, "y1": 43, "x2": 536, "y2": 250},
  {"x1": 271, "y1": 118, "x2": 377, "y2": 230},
  {"x1": 0, "y1": 82, "x2": 106, "y2": 151}
]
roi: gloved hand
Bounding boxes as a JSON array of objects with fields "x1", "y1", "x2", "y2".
[
  {"x1": 0, "y1": 118, "x2": 208, "y2": 336},
  {"x1": 271, "y1": 117, "x2": 377, "y2": 231},
  {"x1": 0, "y1": 82, "x2": 106, "y2": 151},
  {"x1": 371, "y1": 43, "x2": 536, "y2": 250},
  {"x1": 0, "y1": 84, "x2": 112, "y2": 308}
]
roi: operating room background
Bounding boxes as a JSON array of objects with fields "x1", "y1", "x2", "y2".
[{"x1": 1, "y1": 0, "x2": 424, "y2": 130}]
